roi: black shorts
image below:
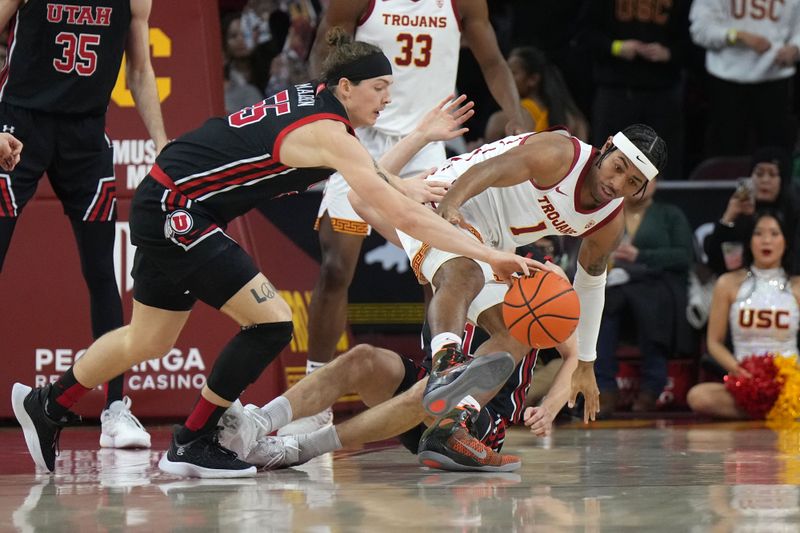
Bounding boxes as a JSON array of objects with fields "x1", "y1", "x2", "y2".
[
  {"x1": 0, "y1": 103, "x2": 115, "y2": 221},
  {"x1": 394, "y1": 349, "x2": 539, "y2": 454},
  {"x1": 129, "y1": 176, "x2": 259, "y2": 311}
]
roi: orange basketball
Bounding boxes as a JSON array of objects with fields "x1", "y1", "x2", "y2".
[{"x1": 502, "y1": 271, "x2": 580, "y2": 349}]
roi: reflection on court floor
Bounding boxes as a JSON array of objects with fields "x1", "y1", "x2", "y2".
[{"x1": 3, "y1": 420, "x2": 800, "y2": 530}]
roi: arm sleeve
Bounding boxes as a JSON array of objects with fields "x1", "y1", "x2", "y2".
[{"x1": 572, "y1": 263, "x2": 607, "y2": 362}]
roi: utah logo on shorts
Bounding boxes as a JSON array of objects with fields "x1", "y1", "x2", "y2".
[{"x1": 164, "y1": 209, "x2": 193, "y2": 239}]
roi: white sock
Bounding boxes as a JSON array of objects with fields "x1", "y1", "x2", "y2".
[
  {"x1": 431, "y1": 332, "x2": 462, "y2": 355},
  {"x1": 296, "y1": 425, "x2": 342, "y2": 463},
  {"x1": 306, "y1": 360, "x2": 326, "y2": 375},
  {"x1": 259, "y1": 396, "x2": 293, "y2": 433},
  {"x1": 458, "y1": 395, "x2": 481, "y2": 411}
]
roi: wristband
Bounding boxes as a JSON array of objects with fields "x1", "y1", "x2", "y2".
[
  {"x1": 611, "y1": 40, "x2": 624, "y2": 56},
  {"x1": 726, "y1": 29, "x2": 738, "y2": 45}
]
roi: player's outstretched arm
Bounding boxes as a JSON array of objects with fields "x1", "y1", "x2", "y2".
[
  {"x1": 379, "y1": 94, "x2": 474, "y2": 175},
  {"x1": 126, "y1": 0, "x2": 168, "y2": 153},
  {"x1": 279, "y1": 120, "x2": 545, "y2": 281}
]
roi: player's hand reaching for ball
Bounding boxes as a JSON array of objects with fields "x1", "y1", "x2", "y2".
[
  {"x1": 570, "y1": 361, "x2": 600, "y2": 423},
  {"x1": 488, "y1": 250, "x2": 552, "y2": 283},
  {"x1": 0, "y1": 132, "x2": 22, "y2": 171}
]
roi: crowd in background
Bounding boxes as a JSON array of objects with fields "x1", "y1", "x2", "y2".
[{"x1": 213, "y1": 0, "x2": 800, "y2": 418}]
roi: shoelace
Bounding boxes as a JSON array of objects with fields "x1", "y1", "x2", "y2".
[
  {"x1": 209, "y1": 428, "x2": 241, "y2": 459},
  {"x1": 116, "y1": 399, "x2": 147, "y2": 431},
  {"x1": 256, "y1": 437, "x2": 300, "y2": 469},
  {"x1": 243, "y1": 406, "x2": 272, "y2": 435}
]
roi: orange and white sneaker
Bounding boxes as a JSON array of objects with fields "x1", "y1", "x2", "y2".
[{"x1": 417, "y1": 406, "x2": 521, "y2": 473}]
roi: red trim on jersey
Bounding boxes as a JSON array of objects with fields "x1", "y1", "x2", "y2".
[
  {"x1": 451, "y1": 0, "x2": 462, "y2": 32},
  {"x1": 357, "y1": 0, "x2": 376, "y2": 27},
  {"x1": 86, "y1": 180, "x2": 115, "y2": 221},
  {"x1": 573, "y1": 147, "x2": 604, "y2": 215},
  {"x1": 0, "y1": 14, "x2": 18, "y2": 99},
  {"x1": 187, "y1": 161, "x2": 290, "y2": 199},
  {"x1": 150, "y1": 164, "x2": 177, "y2": 191},
  {"x1": 511, "y1": 349, "x2": 538, "y2": 423},
  {"x1": 179, "y1": 157, "x2": 283, "y2": 197},
  {"x1": 0, "y1": 178, "x2": 14, "y2": 216},
  {"x1": 527, "y1": 129, "x2": 578, "y2": 191},
  {"x1": 581, "y1": 202, "x2": 623, "y2": 238},
  {"x1": 462, "y1": 322, "x2": 476, "y2": 354},
  {"x1": 273, "y1": 113, "x2": 355, "y2": 162}
]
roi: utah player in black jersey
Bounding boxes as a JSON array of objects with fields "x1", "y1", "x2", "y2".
[
  {"x1": 0, "y1": 0, "x2": 167, "y2": 450},
  {"x1": 12, "y1": 28, "x2": 542, "y2": 478}
]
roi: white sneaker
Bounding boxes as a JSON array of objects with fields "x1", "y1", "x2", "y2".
[
  {"x1": 277, "y1": 407, "x2": 333, "y2": 436},
  {"x1": 218, "y1": 400, "x2": 272, "y2": 460},
  {"x1": 99, "y1": 397, "x2": 151, "y2": 449},
  {"x1": 245, "y1": 435, "x2": 300, "y2": 470}
]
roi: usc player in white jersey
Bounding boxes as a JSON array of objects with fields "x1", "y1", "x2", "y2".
[
  {"x1": 349, "y1": 124, "x2": 666, "y2": 465},
  {"x1": 688, "y1": 211, "x2": 800, "y2": 419},
  {"x1": 221, "y1": 124, "x2": 667, "y2": 473},
  {"x1": 285, "y1": 0, "x2": 532, "y2": 435}
]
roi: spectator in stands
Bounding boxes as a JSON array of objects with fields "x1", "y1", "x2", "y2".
[
  {"x1": 596, "y1": 178, "x2": 694, "y2": 417},
  {"x1": 690, "y1": 0, "x2": 800, "y2": 157},
  {"x1": 250, "y1": 9, "x2": 291, "y2": 93},
  {"x1": 703, "y1": 147, "x2": 798, "y2": 277},
  {"x1": 579, "y1": 0, "x2": 691, "y2": 181},
  {"x1": 222, "y1": 12, "x2": 263, "y2": 114},
  {"x1": 687, "y1": 210, "x2": 799, "y2": 419},
  {"x1": 484, "y1": 46, "x2": 589, "y2": 142}
]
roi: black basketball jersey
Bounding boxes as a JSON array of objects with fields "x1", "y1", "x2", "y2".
[
  {"x1": 0, "y1": 0, "x2": 131, "y2": 115},
  {"x1": 150, "y1": 82, "x2": 354, "y2": 224}
]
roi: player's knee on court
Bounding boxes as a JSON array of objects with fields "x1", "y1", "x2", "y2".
[{"x1": 207, "y1": 321, "x2": 294, "y2": 402}]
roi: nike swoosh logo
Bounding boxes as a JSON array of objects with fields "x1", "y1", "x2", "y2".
[
  {"x1": 555, "y1": 186, "x2": 567, "y2": 196},
  {"x1": 454, "y1": 436, "x2": 487, "y2": 459},
  {"x1": 636, "y1": 155, "x2": 647, "y2": 164}
]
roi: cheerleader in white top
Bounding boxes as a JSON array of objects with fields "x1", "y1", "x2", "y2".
[{"x1": 688, "y1": 210, "x2": 800, "y2": 419}]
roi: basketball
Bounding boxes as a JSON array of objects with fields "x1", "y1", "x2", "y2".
[{"x1": 502, "y1": 271, "x2": 580, "y2": 349}]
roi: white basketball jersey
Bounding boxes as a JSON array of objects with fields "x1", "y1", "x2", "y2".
[
  {"x1": 729, "y1": 268, "x2": 799, "y2": 360},
  {"x1": 355, "y1": 0, "x2": 461, "y2": 136},
  {"x1": 430, "y1": 131, "x2": 624, "y2": 252}
]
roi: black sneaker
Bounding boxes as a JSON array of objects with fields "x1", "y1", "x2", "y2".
[
  {"x1": 158, "y1": 426, "x2": 257, "y2": 478},
  {"x1": 418, "y1": 406, "x2": 521, "y2": 472},
  {"x1": 12, "y1": 383, "x2": 81, "y2": 472},
  {"x1": 422, "y1": 346, "x2": 516, "y2": 416}
]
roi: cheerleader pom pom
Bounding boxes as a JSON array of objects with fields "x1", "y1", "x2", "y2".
[
  {"x1": 724, "y1": 354, "x2": 781, "y2": 419},
  {"x1": 767, "y1": 354, "x2": 800, "y2": 423}
]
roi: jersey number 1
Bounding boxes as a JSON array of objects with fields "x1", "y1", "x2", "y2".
[{"x1": 53, "y1": 32, "x2": 100, "y2": 76}]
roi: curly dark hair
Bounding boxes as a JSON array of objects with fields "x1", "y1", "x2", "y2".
[{"x1": 621, "y1": 124, "x2": 668, "y2": 175}]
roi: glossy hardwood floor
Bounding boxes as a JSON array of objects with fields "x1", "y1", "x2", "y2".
[{"x1": 2, "y1": 419, "x2": 800, "y2": 531}]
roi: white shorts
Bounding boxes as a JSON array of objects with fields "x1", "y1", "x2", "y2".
[
  {"x1": 316, "y1": 127, "x2": 446, "y2": 235},
  {"x1": 399, "y1": 224, "x2": 507, "y2": 325}
]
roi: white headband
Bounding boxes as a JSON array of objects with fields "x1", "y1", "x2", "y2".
[{"x1": 612, "y1": 132, "x2": 658, "y2": 181}]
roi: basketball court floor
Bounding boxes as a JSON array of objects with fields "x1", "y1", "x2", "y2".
[{"x1": 2, "y1": 418, "x2": 800, "y2": 531}]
